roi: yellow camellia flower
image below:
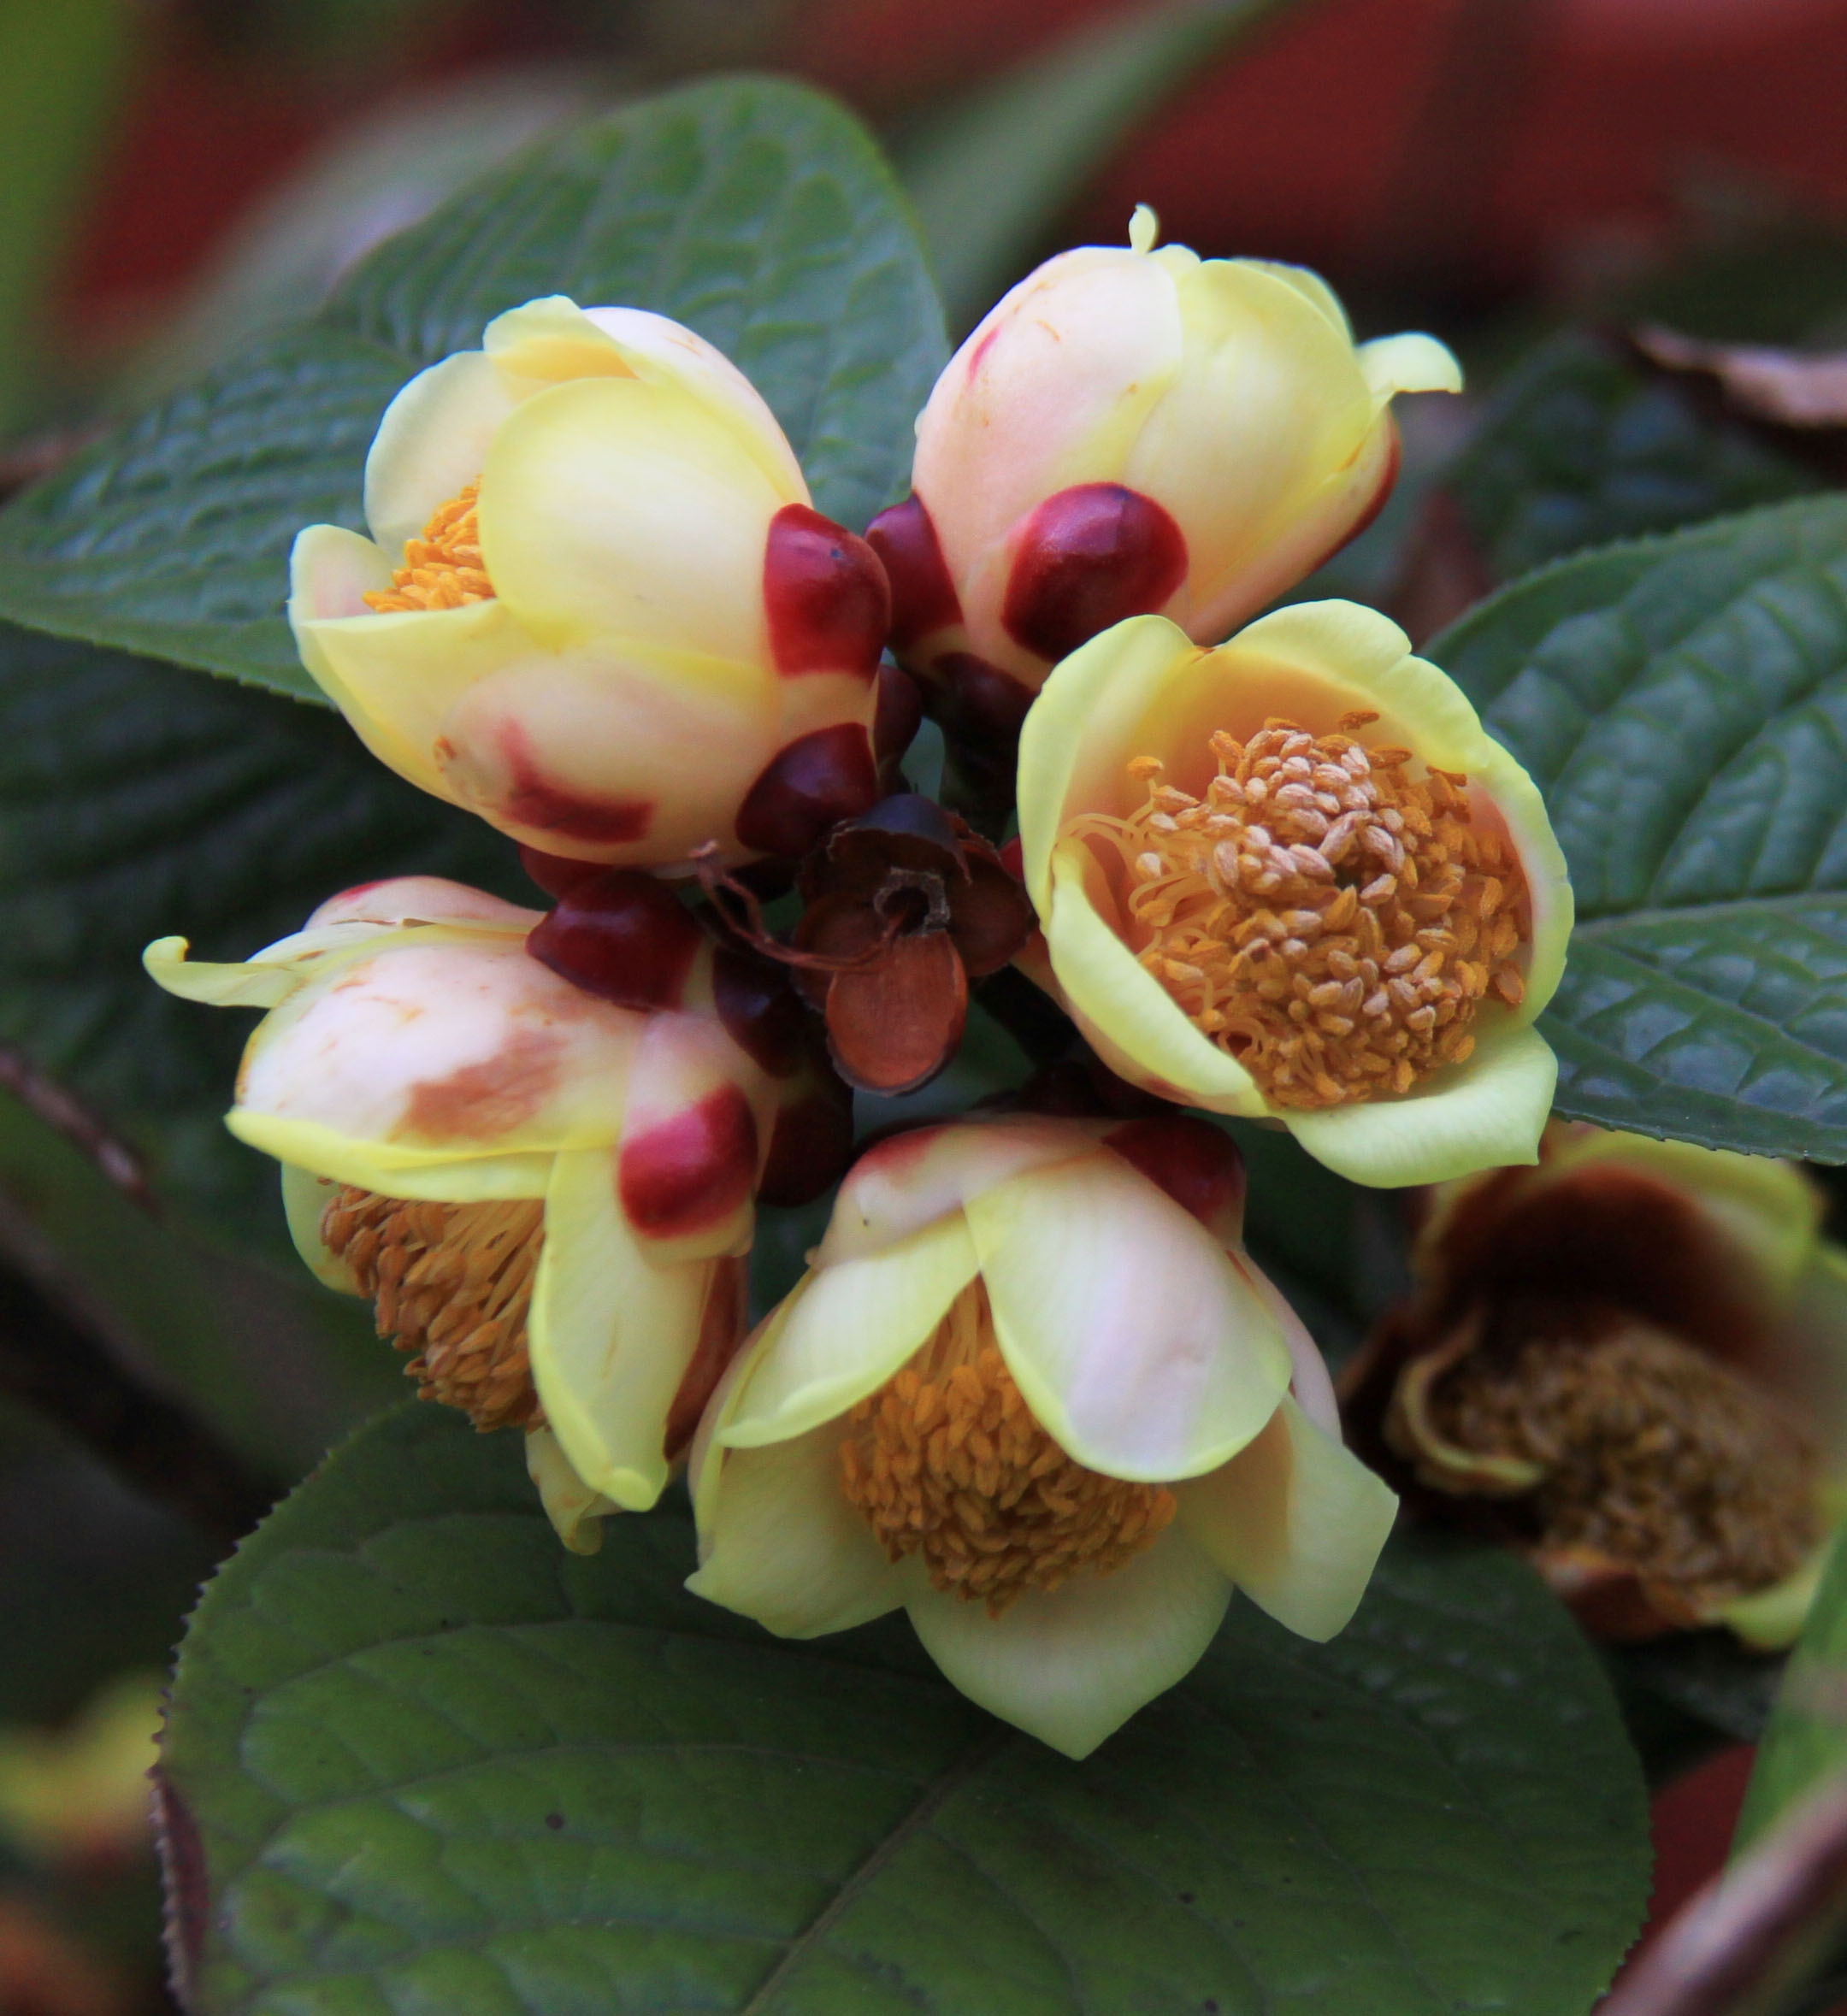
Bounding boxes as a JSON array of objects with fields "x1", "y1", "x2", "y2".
[
  {"x1": 688, "y1": 1113, "x2": 1396, "y2": 1758},
  {"x1": 1343, "y1": 1123, "x2": 1847, "y2": 1648},
  {"x1": 145, "y1": 874, "x2": 849, "y2": 1547},
  {"x1": 1016, "y1": 600, "x2": 1573, "y2": 1189},
  {"x1": 868, "y1": 206, "x2": 1460, "y2": 743},
  {"x1": 290, "y1": 297, "x2": 890, "y2": 869}
]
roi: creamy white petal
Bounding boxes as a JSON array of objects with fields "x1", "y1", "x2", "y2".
[
  {"x1": 1177, "y1": 1396, "x2": 1396, "y2": 1642},
  {"x1": 906, "y1": 1524, "x2": 1230, "y2": 1759},
  {"x1": 965, "y1": 1152, "x2": 1292, "y2": 1481}
]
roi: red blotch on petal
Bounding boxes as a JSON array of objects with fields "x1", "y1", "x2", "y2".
[
  {"x1": 1105, "y1": 1116, "x2": 1246, "y2": 1235},
  {"x1": 488, "y1": 723, "x2": 655, "y2": 845},
  {"x1": 526, "y1": 871, "x2": 704, "y2": 1011},
  {"x1": 619, "y1": 1083, "x2": 759, "y2": 1240},
  {"x1": 866, "y1": 493, "x2": 962, "y2": 653},
  {"x1": 764, "y1": 502, "x2": 889, "y2": 680},
  {"x1": 1002, "y1": 482, "x2": 1188, "y2": 663},
  {"x1": 735, "y1": 724, "x2": 880, "y2": 858}
]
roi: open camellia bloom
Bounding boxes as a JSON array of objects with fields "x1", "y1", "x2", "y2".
[
  {"x1": 867, "y1": 206, "x2": 1460, "y2": 748},
  {"x1": 687, "y1": 1114, "x2": 1397, "y2": 1757},
  {"x1": 289, "y1": 296, "x2": 889, "y2": 870},
  {"x1": 1343, "y1": 1123, "x2": 1847, "y2": 1647},
  {"x1": 145, "y1": 875, "x2": 849, "y2": 1548},
  {"x1": 1016, "y1": 600, "x2": 1573, "y2": 1188}
]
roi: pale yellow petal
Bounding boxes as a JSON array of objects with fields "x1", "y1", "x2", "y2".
[
  {"x1": 719, "y1": 1211, "x2": 982, "y2": 1449},
  {"x1": 1283, "y1": 1017, "x2": 1556, "y2": 1188},
  {"x1": 525, "y1": 1424, "x2": 619, "y2": 1555},
  {"x1": 906, "y1": 1525, "x2": 1230, "y2": 1759},
  {"x1": 965, "y1": 1151, "x2": 1291, "y2": 1481},
  {"x1": 364, "y1": 350, "x2": 517, "y2": 553},
  {"x1": 528, "y1": 1146, "x2": 709, "y2": 1512},
  {"x1": 1176, "y1": 1395, "x2": 1396, "y2": 1642},
  {"x1": 686, "y1": 1423, "x2": 901, "y2": 1637}
]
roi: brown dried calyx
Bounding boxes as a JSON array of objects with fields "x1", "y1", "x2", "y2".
[
  {"x1": 322, "y1": 1188, "x2": 541, "y2": 1431},
  {"x1": 791, "y1": 793, "x2": 1036, "y2": 1095},
  {"x1": 1399, "y1": 1313, "x2": 1820, "y2": 1622}
]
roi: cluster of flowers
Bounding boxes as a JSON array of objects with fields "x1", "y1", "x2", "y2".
[{"x1": 146, "y1": 215, "x2": 1845, "y2": 1758}]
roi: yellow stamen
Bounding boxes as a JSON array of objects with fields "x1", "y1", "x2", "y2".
[
  {"x1": 1067, "y1": 713, "x2": 1529, "y2": 1109},
  {"x1": 321, "y1": 1187, "x2": 541, "y2": 1431},
  {"x1": 837, "y1": 1280, "x2": 1175, "y2": 1617},
  {"x1": 1412, "y1": 1322, "x2": 1820, "y2": 1611},
  {"x1": 362, "y1": 480, "x2": 495, "y2": 613}
]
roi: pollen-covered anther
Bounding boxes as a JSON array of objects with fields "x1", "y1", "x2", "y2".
[
  {"x1": 837, "y1": 1281, "x2": 1175, "y2": 1616},
  {"x1": 1069, "y1": 712, "x2": 1529, "y2": 1108},
  {"x1": 1414, "y1": 1322, "x2": 1820, "y2": 1610},
  {"x1": 363, "y1": 479, "x2": 496, "y2": 613},
  {"x1": 322, "y1": 1186, "x2": 542, "y2": 1430}
]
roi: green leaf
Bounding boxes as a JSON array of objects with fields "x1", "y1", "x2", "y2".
[
  {"x1": 160, "y1": 1402, "x2": 1649, "y2": 2016},
  {"x1": 1738, "y1": 1530, "x2": 1847, "y2": 1853},
  {"x1": 0, "y1": 1082, "x2": 400, "y2": 1475},
  {"x1": 1434, "y1": 492, "x2": 1847, "y2": 1160},
  {"x1": 0, "y1": 623, "x2": 526, "y2": 1252},
  {"x1": 0, "y1": 76, "x2": 946, "y2": 697},
  {"x1": 1449, "y1": 332, "x2": 1822, "y2": 580},
  {"x1": 896, "y1": 0, "x2": 1309, "y2": 333}
]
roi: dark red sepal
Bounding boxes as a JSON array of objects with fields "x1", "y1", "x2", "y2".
[
  {"x1": 1002, "y1": 481, "x2": 1188, "y2": 662},
  {"x1": 764, "y1": 503, "x2": 889, "y2": 680},
  {"x1": 525, "y1": 870, "x2": 705, "y2": 1011},
  {"x1": 735, "y1": 724, "x2": 880, "y2": 859}
]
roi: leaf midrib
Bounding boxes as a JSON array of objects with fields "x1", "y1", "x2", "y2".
[{"x1": 734, "y1": 1725, "x2": 1012, "y2": 2014}]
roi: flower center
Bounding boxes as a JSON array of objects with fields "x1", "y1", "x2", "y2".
[
  {"x1": 321, "y1": 1187, "x2": 542, "y2": 1430},
  {"x1": 1413, "y1": 1321, "x2": 1820, "y2": 1612},
  {"x1": 837, "y1": 1279, "x2": 1176, "y2": 1616},
  {"x1": 362, "y1": 480, "x2": 496, "y2": 613},
  {"x1": 1068, "y1": 714, "x2": 1528, "y2": 1109}
]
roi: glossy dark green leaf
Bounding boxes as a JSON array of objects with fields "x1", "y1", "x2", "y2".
[
  {"x1": 1449, "y1": 332, "x2": 1821, "y2": 579},
  {"x1": 0, "y1": 76, "x2": 945, "y2": 696},
  {"x1": 1435, "y1": 492, "x2": 1847, "y2": 1159},
  {"x1": 160, "y1": 1403, "x2": 1649, "y2": 2016},
  {"x1": 0, "y1": 622, "x2": 526, "y2": 1252}
]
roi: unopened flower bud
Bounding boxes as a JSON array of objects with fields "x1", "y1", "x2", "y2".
[
  {"x1": 291, "y1": 297, "x2": 887, "y2": 870},
  {"x1": 870, "y1": 207, "x2": 1460, "y2": 739}
]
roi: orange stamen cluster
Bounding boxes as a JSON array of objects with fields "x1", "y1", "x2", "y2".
[
  {"x1": 363, "y1": 480, "x2": 495, "y2": 613},
  {"x1": 322, "y1": 1188, "x2": 542, "y2": 1430},
  {"x1": 837, "y1": 1280, "x2": 1175, "y2": 1616},
  {"x1": 1070, "y1": 713, "x2": 1527, "y2": 1109},
  {"x1": 1419, "y1": 1322, "x2": 1820, "y2": 1611}
]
